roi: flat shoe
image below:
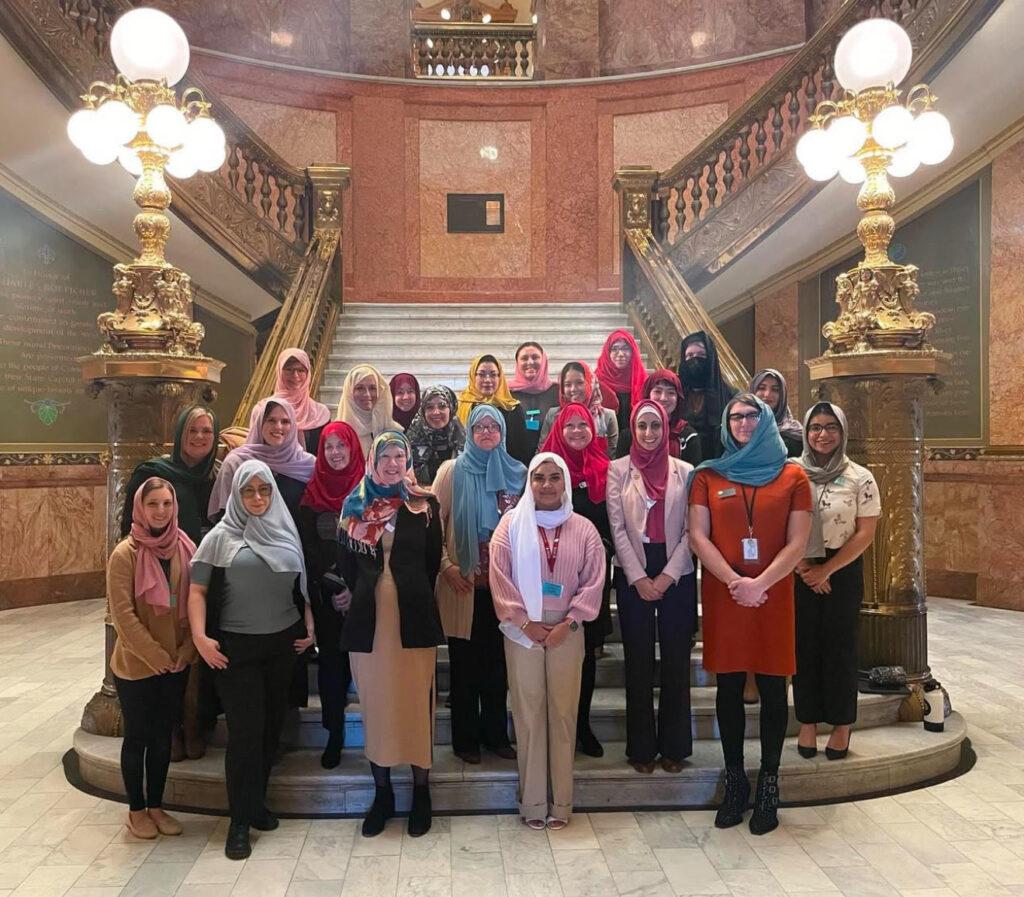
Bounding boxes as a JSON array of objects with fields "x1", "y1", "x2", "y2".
[
  {"x1": 660, "y1": 757, "x2": 684, "y2": 773},
  {"x1": 523, "y1": 817, "x2": 546, "y2": 831},
  {"x1": 489, "y1": 745, "x2": 517, "y2": 761},
  {"x1": 455, "y1": 750, "x2": 481, "y2": 764},
  {"x1": 546, "y1": 817, "x2": 568, "y2": 830},
  {"x1": 126, "y1": 812, "x2": 158, "y2": 840},
  {"x1": 629, "y1": 760, "x2": 656, "y2": 774},
  {"x1": 148, "y1": 809, "x2": 182, "y2": 836}
]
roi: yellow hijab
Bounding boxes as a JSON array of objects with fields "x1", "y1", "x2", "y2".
[
  {"x1": 336, "y1": 364, "x2": 401, "y2": 454},
  {"x1": 457, "y1": 355, "x2": 520, "y2": 425}
]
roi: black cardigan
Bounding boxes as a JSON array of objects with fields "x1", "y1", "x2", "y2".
[{"x1": 337, "y1": 497, "x2": 445, "y2": 652}]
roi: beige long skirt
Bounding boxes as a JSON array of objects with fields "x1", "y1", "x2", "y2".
[{"x1": 350, "y1": 530, "x2": 437, "y2": 768}]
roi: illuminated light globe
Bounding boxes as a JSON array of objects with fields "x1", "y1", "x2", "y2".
[
  {"x1": 146, "y1": 104, "x2": 188, "y2": 149},
  {"x1": 96, "y1": 100, "x2": 138, "y2": 146},
  {"x1": 887, "y1": 146, "x2": 920, "y2": 178},
  {"x1": 911, "y1": 109, "x2": 951, "y2": 146},
  {"x1": 81, "y1": 139, "x2": 119, "y2": 166},
  {"x1": 834, "y1": 18, "x2": 912, "y2": 92},
  {"x1": 871, "y1": 104, "x2": 914, "y2": 149},
  {"x1": 67, "y1": 108, "x2": 102, "y2": 152},
  {"x1": 804, "y1": 157, "x2": 841, "y2": 182},
  {"x1": 839, "y1": 157, "x2": 867, "y2": 184},
  {"x1": 166, "y1": 146, "x2": 200, "y2": 179},
  {"x1": 912, "y1": 128, "x2": 954, "y2": 165},
  {"x1": 796, "y1": 127, "x2": 834, "y2": 169},
  {"x1": 109, "y1": 8, "x2": 190, "y2": 86},
  {"x1": 194, "y1": 140, "x2": 227, "y2": 173},
  {"x1": 826, "y1": 115, "x2": 867, "y2": 158},
  {"x1": 117, "y1": 147, "x2": 144, "y2": 176}
]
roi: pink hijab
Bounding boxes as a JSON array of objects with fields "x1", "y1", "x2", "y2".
[
  {"x1": 273, "y1": 348, "x2": 331, "y2": 431},
  {"x1": 507, "y1": 342, "x2": 555, "y2": 395},
  {"x1": 130, "y1": 478, "x2": 196, "y2": 618}
]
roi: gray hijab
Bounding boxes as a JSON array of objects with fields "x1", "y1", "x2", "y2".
[
  {"x1": 192, "y1": 458, "x2": 307, "y2": 598},
  {"x1": 750, "y1": 368, "x2": 803, "y2": 438},
  {"x1": 796, "y1": 402, "x2": 851, "y2": 558}
]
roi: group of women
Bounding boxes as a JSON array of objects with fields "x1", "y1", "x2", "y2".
[{"x1": 107, "y1": 330, "x2": 880, "y2": 853}]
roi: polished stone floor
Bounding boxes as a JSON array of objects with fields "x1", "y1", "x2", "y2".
[{"x1": 0, "y1": 597, "x2": 1022, "y2": 897}]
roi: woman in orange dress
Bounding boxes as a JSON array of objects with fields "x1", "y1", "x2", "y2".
[{"x1": 688, "y1": 393, "x2": 811, "y2": 836}]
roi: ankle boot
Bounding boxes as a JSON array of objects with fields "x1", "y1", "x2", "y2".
[
  {"x1": 576, "y1": 724, "x2": 604, "y2": 758},
  {"x1": 748, "y1": 766, "x2": 780, "y2": 835},
  {"x1": 407, "y1": 784, "x2": 432, "y2": 837},
  {"x1": 321, "y1": 729, "x2": 344, "y2": 769},
  {"x1": 714, "y1": 766, "x2": 750, "y2": 829},
  {"x1": 361, "y1": 785, "x2": 395, "y2": 838},
  {"x1": 224, "y1": 822, "x2": 251, "y2": 860}
]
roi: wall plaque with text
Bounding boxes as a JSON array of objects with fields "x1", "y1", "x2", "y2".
[{"x1": 447, "y1": 193, "x2": 505, "y2": 233}]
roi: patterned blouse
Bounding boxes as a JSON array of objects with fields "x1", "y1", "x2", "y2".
[{"x1": 813, "y1": 460, "x2": 881, "y2": 549}]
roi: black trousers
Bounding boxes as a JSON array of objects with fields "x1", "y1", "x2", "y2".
[
  {"x1": 215, "y1": 621, "x2": 302, "y2": 825},
  {"x1": 716, "y1": 671, "x2": 788, "y2": 769},
  {"x1": 448, "y1": 587, "x2": 511, "y2": 753},
  {"x1": 793, "y1": 554, "x2": 863, "y2": 726},
  {"x1": 615, "y1": 544, "x2": 697, "y2": 764},
  {"x1": 312, "y1": 599, "x2": 352, "y2": 734},
  {"x1": 114, "y1": 670, "x2": 188, "y2": 811}
]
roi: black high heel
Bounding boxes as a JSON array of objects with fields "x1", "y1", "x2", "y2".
[{"x1": 797, "y1": 743, "x2": 818, "y2": 759}]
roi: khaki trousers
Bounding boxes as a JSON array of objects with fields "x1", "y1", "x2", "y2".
[{"x1": 504, "y1": 627, "x2": 584, "y2": 821}]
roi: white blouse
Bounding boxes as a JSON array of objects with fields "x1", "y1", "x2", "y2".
[{"x1": 813, "y1": 460, "x2": 881, "y2": 549}]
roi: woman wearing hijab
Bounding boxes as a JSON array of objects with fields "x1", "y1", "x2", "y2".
[
  {"x1": 540, "y1": 403, "x2": 612, "y2": 758},
  {"x1": 273, "y1": 348, "x2": 332, "y2": 453},
  {"x1": 688, "y1": 394, "x2": 812, "y2": 835},
  {"x1": 508, "y1": 341, "x2": 560, "y2": 456},
  {"x1": 337, "y1": 364, "x2": 402, "y2": 456},
  {"x1": 188, "y1": 460, "x2": 315, "y2": 860},
  {"x1": 338, "y1": 432, "x2": 444, "y2": 839},
  {"x1": 457, "y1": 355, "x2": 531, "y2": 466},
  {"x1": 210, "y1": 399, "x2": 315, "y2": 524},
  {"x1": 121, "y1": 404, "x2": 220, "y2": 761},
  {"x1": 751, "y1": 368, "x2": 803, "y2": 457},
  {"x1": 490, "y1": 453, "x2": 605, "y2": 830},
  {"x1": 595, "y1": 330, "x2": 647, "y2": 459},
  {"x1": 539, "y1": 362, "x2": 619, "y2": 460},
  {"x1": 678, "y1": 331, "x2": 738, "y2": 460},
  {"x1": 606, "y1": 401, "x2": 697, "y2": 775},
  {"x1": 297, "y1": 422, "x2": 366, "y2": 769},
  {"x1": 406, "y1": 385, "x2": 466, "y2": 486},
  {"x1": 390, "y1": 373, "x2": 421, "y2": 431},
  {"x1": 794, "y1": 403, "x2": 880, "y2": 761},
  {"x1": 433, "y1": 405, "x2": 525, "y2": 764},
  {"x1": 643, "y1": 369, "x2": 702, "y2": 467},
  {"x1": 108, "y1": 477, "x2": 195, "y2": 840}
]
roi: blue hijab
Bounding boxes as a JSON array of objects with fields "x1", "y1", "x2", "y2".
[
  {"x1": 452, "y1": 404, "x2": 527, "y2": 577},
  {"x1": 688, "y1": 395, "x2": 789, "y2": 488}
]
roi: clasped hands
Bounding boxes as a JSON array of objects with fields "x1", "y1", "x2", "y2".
[
  {"x1": 728, "y1": 576, "x2": 768, "y2": 607},
  {"x1": 522, "y1": 619, "x2": 572, "y2": 648},
  {"x1": 795, "y1": 561, "x2": 831, "y2": 594},
  {"x1": 633, "y1": 573, "x2": 675, "y2": 602}
]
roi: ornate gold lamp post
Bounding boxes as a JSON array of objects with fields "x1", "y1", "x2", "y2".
[
  {"x1": 70, "y1": 8, "x2": 226, "y2": 735},
  {"x1": 798, "y1": 19, "x2": 953, "y2": 682}
]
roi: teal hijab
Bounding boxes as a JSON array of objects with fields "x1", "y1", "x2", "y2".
[
  {"x1": 688, "y1": 394, "x2": 789, "y2": 488},
  {"x1": 452, "y1": 404, "x2": 527, "y2": 577}
]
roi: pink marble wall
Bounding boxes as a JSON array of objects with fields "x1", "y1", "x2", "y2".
[
  {"x1": 989, "y1": 135, "x2": 1024, "y2": 446},
  {"x1": 348, "y1": 0, "x2": 409, "y2": 77},
  {"x1": 598, "y1": 0, "x2": 806, "y2": 75},
  {"x1": 541, "y1": 0, "x2": 601, "y2": 79},
  {"x1": 753, "y1": 283, "x2": 801, "y2": 413},
  {"x1": 221, "y1": 97, "x2": 338, "y2": 168},
  {"x1": 415, "y1": 119, "x2": 536, "y2": 279}
]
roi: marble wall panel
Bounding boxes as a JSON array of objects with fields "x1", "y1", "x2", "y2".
[
  {"x1": 348, "y1": 0, "x2": 409, "y2": 77},
  {"x1": 416, "y1": 119, "x2": 534, "y2": 280},
  {"x1": 220, "y1": 97, "x2": 338, "y2": 169},
  {"x1": 598, "y1": 0, "x2": 805, "y2": 75},
  {"x1": 541, "y1": 0, "x2": 601, "y2": 79},
  {"x1": 754, "y1": 282, "x2": 801, "y2": 413},
  {"x1": 988, "y1": 135, "x2": 1024, "y2": 446}
]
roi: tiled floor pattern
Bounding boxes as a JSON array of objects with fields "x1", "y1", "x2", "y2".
[{"x1": 0, "y1": 597, "x2": 1023, "y2": 896}]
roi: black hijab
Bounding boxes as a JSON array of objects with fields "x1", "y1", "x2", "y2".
[{"x1": 677, "y1": 331, "x2": 738, "y2": 459}]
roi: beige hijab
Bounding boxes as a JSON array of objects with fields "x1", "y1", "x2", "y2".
[{"x1": 337, "y1": 364, "x2": 401, "y2": 455}]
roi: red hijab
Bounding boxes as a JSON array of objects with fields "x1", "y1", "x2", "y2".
[
  {"x1": 629, "y1": 400, "x2": 670, "y2": 500},
  {"x1": 389, "y1": 373, "x2": 421, "y2": 430},
  {"x1": 596, "y1": 329, "x2": 646, "y2": 410},
  {"x1": 300, "y1": 422, "x2": 366, "y2": 514},
  {"x1": 540, "y1": 403, "x2": 610, "y2": 503},
  {"x1": 130, "y1": 478, "x2": 196, "y2": 618},
  {"x1": 643, "y1": 369, "x2": 688, "y2": 455}
]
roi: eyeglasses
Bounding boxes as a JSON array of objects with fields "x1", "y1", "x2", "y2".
[
  {"x1": 241, "y1": 485, "x2": 273, "y2": 499},
  {"x1": 475, "y1": 372, "x2": 499, "y2": 382},
  {"x1": 472, "y1": 423, "x2": 501, "y2": 434},
  {"x1": 808, "y1": 424, "x2": 842, "y2": 435},
  {"x1": 727, "y1": 412, "x2": 760, "y2": 424},
  {"x1": 609, "y1": 345, "x2": 631, "y2": 356}
]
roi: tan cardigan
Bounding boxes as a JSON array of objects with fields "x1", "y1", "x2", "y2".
[
  {"x1": 432, "y1": 459, "x2": 476, "y2": 640},
  {"x1": 108, "y1": 538, "x2": 196, "y2": 680}
]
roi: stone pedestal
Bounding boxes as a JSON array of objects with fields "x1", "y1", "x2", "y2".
[
  {"x1": 78, "y1": 355, "x2": 222, "y2": 737},
  {"x1": 807, "y1": 350, "x2": 945, "y2": 684}
]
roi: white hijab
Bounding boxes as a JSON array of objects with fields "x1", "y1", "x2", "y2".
[{"x1": 500, "y1": 452, "x2": 573, "y2": 648}]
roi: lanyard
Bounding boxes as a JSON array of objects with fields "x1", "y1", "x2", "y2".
[
  {"x1": 539, "y1": 525, "x2": 562, "y2": 575},
  {"x1": 740, "y1": 485, "x2": 758, "y2": 539}
]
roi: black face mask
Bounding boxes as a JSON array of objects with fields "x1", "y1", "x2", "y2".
[{"x1": 684, "y1": 356, "x2": 709, "y2": 383}]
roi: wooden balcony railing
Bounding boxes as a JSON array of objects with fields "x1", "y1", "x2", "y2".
[
  {"x1": 1, "y1": 0, "x2": 311, "y2": 301},
  {"x1": 412, "y1": 23, "x2": 535, "y2": 79}
]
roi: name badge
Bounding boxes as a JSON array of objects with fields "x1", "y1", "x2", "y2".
[
  {"x1": 717, "y1": 487, "x2": 737, "y2": 498},
  {"x1": 525, "y1": 410, "x2": 541, "y2": 431},
  {"x1": 385, "y1": 521, "x2": 396, "y2": 533},
  {"x1": 542, "y1": 580, "x2": 564, "y2": 600},
  {"x1": 741, "y1": 538, "x2": 760, "y2": 562}
]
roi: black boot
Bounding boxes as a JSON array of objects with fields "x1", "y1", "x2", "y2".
[
  {"x1": 576, "y1": 725, "x2": 604, "y2": 758},
  {"x1": 361, "y1": 785, "x2": 395, "y2": 838},
  {"x1": 576, "y1": 650, "x2": 603, "y2": 758},
  {"x1": 321, "y1": 729, "x2": 345, "y2": 770},
  {"x1": 224, "y1": 822, "x2": 251, "y2": 860},
  {"x1": 408, "y1": 784, "x2": 432, "y2": 837},
  {"x1": 252, "y1": 808, "x2": 279, "y2": 831},
  {"x1": 714, "y1": 766, "x2": 750, "y2": 829},
  {"x1": 748, "y1": 766, "x2": 780, "y2": 835}
]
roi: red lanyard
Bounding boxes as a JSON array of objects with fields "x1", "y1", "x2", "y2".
[{"x1": 539, "y1": 525, "x2": 562, "y2": 575}]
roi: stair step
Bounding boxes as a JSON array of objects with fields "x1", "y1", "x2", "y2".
[
  {"x1": 338, "y1": 302, "x2": 625, "y2": 318},
  {"x1": 74, "y1": 713, "x2": 968, "y2": 814}
]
